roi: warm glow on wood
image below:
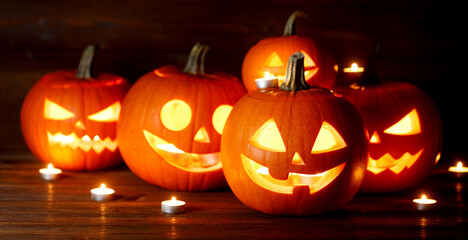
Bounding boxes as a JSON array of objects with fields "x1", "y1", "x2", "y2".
[
  {"x1": 212, "y1": 105, "x2": 233, "y2": 134},
  {"x1": 44, "y1": 99, "x2": 75, "y2": 120},
  {"x1": 87, "y1": 102, "x2": 121, "y2": 122},
  {"x1": 160, "y1": 100, "x2": 192, "y2": 131},
  {"x1": 249, "y1": 118, "x2": 286, "y2": 152},
  {"x1": 384, "y1": 109, "x2": 421, "y2": 135},
  {"x1": 311, "y1": 121, "x2": 347, "y2": 154}
]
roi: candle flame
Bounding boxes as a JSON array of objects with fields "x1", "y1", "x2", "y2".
[
  {"x1": 47, "y1": 163, "x2": 54, "y2": 169},
  {"x1": 93, "y1": 135, "x2": 100, "y2": 141},
  {"x1": 100, "y1": 183, "x2": 106, "y2": 188},
  {"x1": 421, "y1": 194, "x2": 427, "y2": 200},
  {"x1": 264, "y1": 72, "x2": 274, "y2": 78},
  {"x1": 343, "y1": 63, "x2": 364, "y2": 73},
  {"x1": 171, "y1": 197, "x2": 176, "y2": 201},
  {"x1": 457, "y1": 161, "x2": 463, "y2": 169}
]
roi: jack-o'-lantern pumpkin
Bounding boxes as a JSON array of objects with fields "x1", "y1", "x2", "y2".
[
  {"x1": 242, "y1": 10, "x2": 337, "y2": 92},
  {"x1": 21, "y1": 45, "x2": 131, "y2": 171},
  {"x1": 222, "y1": 52, "x2": 367, "y2": 215},
  {"x1": 334, "y1": 41, "x2": 443, "y2": 193},
  {"x1": 118, "y1": 43, "x2": 246, "y2": 192}
]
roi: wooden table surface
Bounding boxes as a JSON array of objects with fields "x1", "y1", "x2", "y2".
[{"x1": 1, "y1": 154, "x2": 466, "y2": 239}]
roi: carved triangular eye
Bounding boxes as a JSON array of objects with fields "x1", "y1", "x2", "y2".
[
  {"x1": 265, "y1": 52, "x2": 284, "y2": 67},
  {"x1": 88, "y1": 102, "x2": 121, "y2": 122},
  {"x1": 384, "y1": 109, "x2": 421, "y2": 135},
  {"x1": 44, "y1": 99, "x2": 75, "y2": 120},
  {"x1": 249, "y1": 118, "x2": 286, "y2": 152},
  {"x1": 301, "y1": 50, "x2": 316, "y2": 67},
  {"x1": 311, "y1": 121, "x2": 347, "y2": 154}
]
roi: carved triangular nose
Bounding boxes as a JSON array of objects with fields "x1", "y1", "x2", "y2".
[
  {"x1": 369, "y1": 131, "x2": 381, "y2": 144},
  {"x1": 194, "y1": 126, "x2": 210, "y2": 143},
  {"x1": 291, "y1": 152, "x2": 305, "y2": 165},
  {"x1": 75, "y1": 120, "x2": 85, "y2": 130}
]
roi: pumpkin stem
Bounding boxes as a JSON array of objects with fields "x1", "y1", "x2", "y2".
[
  {"x1": 280, "y1": 52, "x2": 311, "y2": 91},
  {"x1": 283, "y1": 10, "x2": 307, "y2": 36},
  {"x1": 183, "y1": 42, "x2": 210, "y2": 75},
  {"x1": 76, "y1": 45, "x2": 95, "y2": 79},
  {"x1": 358, "y1": 39, "x2": 382, "y2": 85}
]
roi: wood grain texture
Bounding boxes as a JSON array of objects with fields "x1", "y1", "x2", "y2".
[
  {"x1": 0, "y1": 0, "x2": 466, "y2": 161},
  {"x1": 0, "y1": 154, "x2": 467, "y2": 239}
]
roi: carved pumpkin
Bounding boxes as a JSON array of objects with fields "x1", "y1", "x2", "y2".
[
  {"x1": 118, "y1": 43, "x2": 246, "y2": 191},
  {"x1": 222, "y1": 52, "x2": 367, "y2": 215},
  {"x1": 242, "y1": 10, "x2": 337, "y2": 92},
  {"x1": 21, "y1": 45, "x2": 131, "y2": 171},
  {"x1": 334, "y1": 41, "x2": 443, "y2": 193}
]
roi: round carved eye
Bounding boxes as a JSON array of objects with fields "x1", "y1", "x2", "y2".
[
  {"x1": 160, "y1": 100, "x2": 192, "y2": 131},
  {"x1": 212, "y1": 105, "x2": 233, "y2": 135}
]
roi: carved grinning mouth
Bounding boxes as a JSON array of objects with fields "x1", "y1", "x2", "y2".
[
  {"x1": 143, "y1": 130, "x2": 221, "y2": 172},
  {"x1": 47, "y1": 131, "x2": 118, "y2": 153},
  {"x1": 241, "y1": 154, "x2": 346, "y2": 194},
  {"x1": 367, "y1": 149, "x2": 424, "y2": 174}
]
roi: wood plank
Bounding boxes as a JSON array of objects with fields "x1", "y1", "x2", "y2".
[{"x1": 0, "y1": 154, "x2": 466, "y2": 238}]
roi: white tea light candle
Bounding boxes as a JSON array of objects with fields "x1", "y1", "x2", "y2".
[
  {"x1": 255, "y1": 72, "x2": 278, "y2": 89},
  {"x1": 413, "y1": 194, "x2": 436, "y2": 211},
  {"x1": 91, "y1": 183, "x2": 115, "y2": 201},
  {"x1": 39, "y1": 163, "x2": 62, "y2": 180},
  {"x1": 448, "y1": 161, "x2": 468, "y2": 177},
  {"x1": 161, "y1": 197, "x2": 186, "y2": 214}
]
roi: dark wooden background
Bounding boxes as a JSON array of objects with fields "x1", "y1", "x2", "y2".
[{"x1": 0, "y1": 0, "x2": 466, "y2": 163}]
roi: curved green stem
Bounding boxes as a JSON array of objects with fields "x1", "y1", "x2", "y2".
[
  {"x1": 183, "y1": 42, "x2": 210, "y2": 74},
  {"x1": 283, "y1": 10, "x2": 307, "y2": 36},
  {"x1": 76, "y1": 45, "x2": 95, "y2": 79},
  {"x1": 280, "y1": 52, "x2": 311, "y2": 91}
]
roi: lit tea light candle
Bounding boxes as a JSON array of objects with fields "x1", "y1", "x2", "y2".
[
  {"x1": 255, "y1": 72, "x2": 278, "y2": 89},
  {"x1": 413, "y1": 194, "x2": 436, "y2": 211},
  {"x1": 39, "y1": 163, "x2": 62, "y2": 180},
  {"x1": 343, "y1": 63, "x2": 364, "y2": 73},
  {"x1": 91, "y1": 183, "x2": 115, "y2": 201},
  {"x1": 161, "y1": 197, "x2": 186, "y2": 214},
  {"x1": 448, "y1": 161, "x2": 468, "y2": 177}
]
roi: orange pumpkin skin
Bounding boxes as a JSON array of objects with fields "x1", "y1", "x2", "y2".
[
  {"x1": 21, "y1": 68, "x2": 131, "y2": 171},
  {"x1": 242, "y1": 11, "x2": 337, "y2": 91},
  {"x1": 335, "y1": 82, "x2": 443, "y2": 193},
  {"x1": 118, "y1": 44, "x2": 246, "y2": 192},
  {"x1": 222, "y1": 53, "x2": 367, "y2": 215}
]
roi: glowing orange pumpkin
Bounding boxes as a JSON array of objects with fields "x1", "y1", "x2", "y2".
[
  {"x1": 21, "y1": 45, "x2": 131, "y2": 171},
  {"x1": 334, "y1": 41, "x2": 443, "y2": 193},
  {"x1": 242, "y1": 10, "x2": 337, "y2": 91},
  {"x1": 222, "y1": 52, "x2": 367, "y2": 215},
  {"x1": 118, "y1": 43, "x2": 246, "y2": 191}
]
